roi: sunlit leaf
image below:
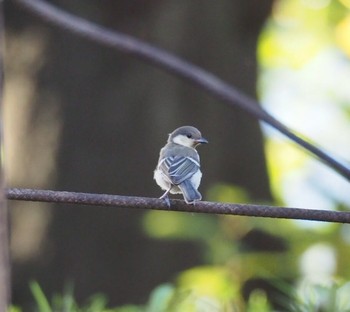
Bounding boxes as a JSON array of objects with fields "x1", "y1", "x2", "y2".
[
  {"x1": 335, "y1": 14, "x2": 350, "y2": 56},
  {"x1": 143, "y1": 210, "x2": 217, "y2": 240},
  {"x1": 177, "y1": 266, "x2": 239, "y2": 301}
]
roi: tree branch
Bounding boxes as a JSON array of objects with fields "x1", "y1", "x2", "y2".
[
  {"x1": 6, "y1": 188, "x2": 350, "y2": 224},
  {"x1": 13, "y1": 0, "x2": 350, "y2": 181}
]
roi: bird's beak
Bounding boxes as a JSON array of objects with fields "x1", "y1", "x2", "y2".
[{"x1": 196, "y1": 137, "x2": 208, "y2": 144}]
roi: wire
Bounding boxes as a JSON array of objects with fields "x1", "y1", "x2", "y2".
[{"x1": 7, "y1": 188, "x2": 350, "y2": 223}]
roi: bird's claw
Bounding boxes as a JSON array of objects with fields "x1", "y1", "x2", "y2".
[
  {"x1": 163, "y1": 196, "x2": 171, "y2": 208},
  {"x1": 159, "y1": 194, "x2": 171, "y2": 208}
]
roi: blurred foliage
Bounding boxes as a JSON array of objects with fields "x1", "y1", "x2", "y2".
[
  {"x1": 258, "y1": 0, "x2": 349, "y2": 68},
  {"x1": 142, "y1": 180, "x2": 350, "y2": 309},
  {"x1": 257, "y1": 0, "x2": 350, "y2": 211},
  {"x1": 288, "y1": 280, "x2": 350, "y2": 312},
  {"x1": 246, "y1": 289, "x2": 272, "y2": 312},
  {"x1": 11, "y1": 281, "x2": 141, "y2": 312},
  {"x1": 11, "y1": 279, "x2": 350, "y2": 312}
]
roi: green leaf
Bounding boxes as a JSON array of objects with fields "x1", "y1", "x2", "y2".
[{"x1": 29, "y1": 281, "x2": 52, "y2": 312}]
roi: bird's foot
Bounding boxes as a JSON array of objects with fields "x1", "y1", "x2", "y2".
[
  {"x1": 159, "y1": 188, "x2": 172, "y2": 208},
  {"x1": 159, "y1": 194, "x2": 171, "y2": 208},
  {"x1": 159, "y1": 195, "x2": 170, "y2": 208}
]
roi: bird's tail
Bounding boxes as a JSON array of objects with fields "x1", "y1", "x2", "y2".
[{"x1": 178, "y1": 180, "x2": 202, "y2": 204}]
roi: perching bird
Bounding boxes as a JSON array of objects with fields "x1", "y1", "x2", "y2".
[{"x1": 154, "y1": 126, "x2": 208, "y2": 205}]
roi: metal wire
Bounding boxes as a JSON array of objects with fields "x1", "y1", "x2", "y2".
[{"x1": 7, "y1": 188, "x2": 350, "y2": 224}]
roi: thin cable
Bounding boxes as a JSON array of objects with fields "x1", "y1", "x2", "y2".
[{"x1": 7, "y1": 188, "x2": 350, "y2": 224}]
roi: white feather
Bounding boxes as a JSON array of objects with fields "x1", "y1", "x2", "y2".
[
  {"x1": 172, "y1": 135, "x2": 194, "y2": 148},
  {"x1": 190, "y1": 168, "x2": 202, "y2": 189}
]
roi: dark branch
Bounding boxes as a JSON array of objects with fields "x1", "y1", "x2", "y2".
[
  {"x1": 13, "y1": 0, "x2": 350, "y2": 181},
  {"x1": 6, "y1": 188, "x2": 350, "y2": 224}
]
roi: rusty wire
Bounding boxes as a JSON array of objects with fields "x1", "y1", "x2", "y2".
[{"x1": 7, "y1": 188, "x2": 350, "y2": 224}]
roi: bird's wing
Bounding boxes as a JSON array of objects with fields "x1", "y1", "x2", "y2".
[{"x1": 159, "y1": 156, "x2": 200, "y2": 185}]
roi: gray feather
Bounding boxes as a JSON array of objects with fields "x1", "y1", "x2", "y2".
[
  {"x1": 159, "y1": 156, "x2": 199, "y2": 185},
  {"x1": 178, "y1": 180, "x2": 202, "y2": 204}
]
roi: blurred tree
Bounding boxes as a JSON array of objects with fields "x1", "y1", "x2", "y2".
[{"x1": 5, "y1": 0, "x2": 273, "y2": 307}]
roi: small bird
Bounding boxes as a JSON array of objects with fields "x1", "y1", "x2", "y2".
[{"x1": 154, "y1": 126, "x2": 208, "y2": 205}]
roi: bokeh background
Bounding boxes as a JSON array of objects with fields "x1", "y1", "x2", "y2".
[{"x1": 4, "y1": 0, "x2": 350, "y2": 310}]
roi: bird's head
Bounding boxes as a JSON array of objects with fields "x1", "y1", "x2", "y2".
[{"x1": 168, "y1": 126, "x2": 208, "y2": 148}]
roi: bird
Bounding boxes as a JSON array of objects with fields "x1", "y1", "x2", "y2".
[{"x1": 154, "y1": 126, "x2": 208, "y2": 205}]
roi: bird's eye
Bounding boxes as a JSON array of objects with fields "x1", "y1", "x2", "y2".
[{"x1": 186, "y1": 134, "x2": 192, "y2": 138}]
